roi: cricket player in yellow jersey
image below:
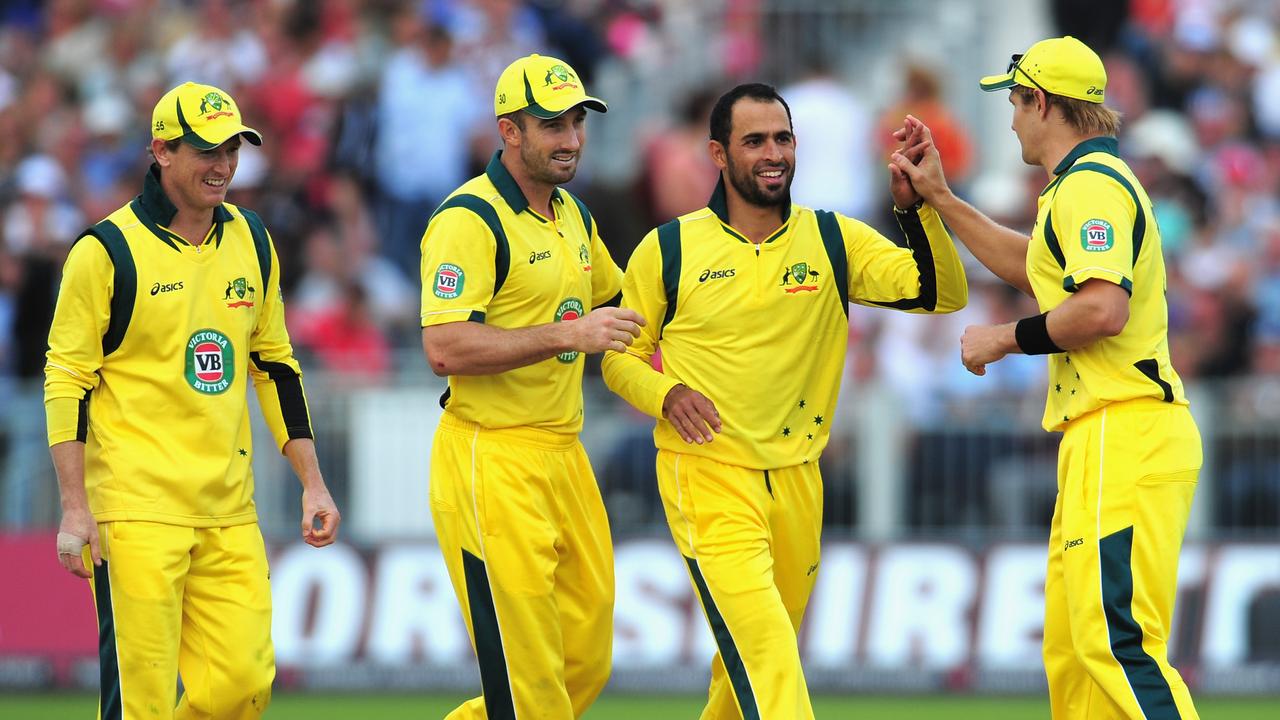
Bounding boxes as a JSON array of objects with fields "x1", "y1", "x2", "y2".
[
  {"x1": 420, "y1": 54, "x2": 642, "y2": 720},
  {"x1": 890, "y1": 37, "x2": 1201, "y2": 720},
  {"x1": 602, "y1": 83, "x2": 967, "y2": 719},
  {"x1": 45, "y1": 82, "x2": 340, "y2": 720}
]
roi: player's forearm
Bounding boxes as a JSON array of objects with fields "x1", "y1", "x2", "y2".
[
  {"x1": 915, "y1": 204, "x2": 968, "y2": 313},
  {"x1": 930, "y1": 191, "x2": 1033, "y2": 295},
  {"x1": 601, "y1": 349, "x2": 679, "y2": 419},
  {"x1": 423, "y1": 321, "x2": 574, "y2": 376},
  {"x1": 283, "y1": 438, "x2": 327, "y2": 493},
  {"x1": 50, "y1": 441, "x2": 89, "y2": 512}
]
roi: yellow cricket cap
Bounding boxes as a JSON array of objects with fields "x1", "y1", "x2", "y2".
[
  {"x1": 979, "y1": 36, "x2": 1107, "y2": 103},
  {"x1": 151, "y1": 82, "x2": 263, "y2": 149},
  {"x1": 493, "y1": 54, "x2": 607, "y2": 119}
]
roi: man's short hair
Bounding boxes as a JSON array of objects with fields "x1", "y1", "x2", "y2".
[
  {"x1": 709, "y1": 83, "x2": 793, "y2": 147},
  {"x1": 1013, "y1": 85, "x2": 1122, "y2": 137}
]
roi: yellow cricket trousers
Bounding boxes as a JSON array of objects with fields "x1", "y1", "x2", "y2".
[
  {"x1": 657, "y1": 450, "x2": 823, "y2": 720},
  {"x1": 430, "y1": 412, "x2": 614, "y2": 720},
  {"x1": 1045, "y1": 398, "x2": 1201, "y2": 720},
  {"x1": 86, "y1": 521, "x2": 273, "y2": 720}
]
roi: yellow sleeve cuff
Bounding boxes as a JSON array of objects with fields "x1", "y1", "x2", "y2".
[{"x1": 46, "y1": 396, "x2": 84, "y2": 446}]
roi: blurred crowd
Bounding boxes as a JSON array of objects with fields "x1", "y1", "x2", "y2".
[{"x1": 1, "y1": 0, "x2": 1278, "y2": 529}]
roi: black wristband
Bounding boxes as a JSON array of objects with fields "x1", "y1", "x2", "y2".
[{"x1": 1015, "y1": 312, "x2": 1064, "y2": 355}]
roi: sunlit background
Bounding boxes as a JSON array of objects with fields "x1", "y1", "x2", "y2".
[{"x1": 1, "y1": 0, "x2": 1278, "y2": 717}]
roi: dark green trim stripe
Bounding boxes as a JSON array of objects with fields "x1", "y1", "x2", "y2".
[
  {"x1": 718, "y1": 223, "x2": 751, "y2": 244},
  {"x1": 76, "y1": 393, "x2": 89, "y2": 443},
  {"x1": 567, "y1": 191, "x2": 595, "y2": 240},
  {"x1": 1043, "y1": 210, "x2": 1068, "y2": 270},
  {"x1": 657, "y1": 220, "x2": 682, "y2": 332},
  {"x1": 467, "y1": 310, "x2": 486, "y2": 323},
  {"x1": 1065, "y1": 273, "x2": 1133, "y2": 295},
  {"x1": 763, "y1": 470, "x2": 772, "y2": 498},
  {"x1": 814, "y1": 210, "x2": 849, "y2": 317},
  {"x1": 483, "y1": 151, "x2": 529, "y2": 214},
  {"x1": 81, "y1": 221, "x2": 136, "y2": 357},
  {"x1": 686, "y1": 557, "x2": 759, "y2": 720},
  {"x1": 249, "y1": 352, "x2": 313, "y2": 440},
  {"x1": 95, "y1": 558, "x2": 122, "y2": 720},
  {"x1": 1134, "y1": 359, "x2": 1174, "y2": 403},
  {"x1": 241, "y1": 208, "x2": 273, "y2": 292},
  {"x1": 1052, "y1": 137, "x2": 1120, "y2": 176},
  {"x1": 438, "y1": 387, "x2": 451, "y2": 409},
  {"x1": 1100, "y1": 526, "x2": 1181, "y2": 718},
  {"x1": 128, "y1": 198, "x2": 182, "y2": 251},
  {"x1": 866, "y1": 206, "x2": 937, "y2": 311},
  {"x1": 431, "y1": 195, "x2": 512, "y2": 298},
  {"x1": 462, "y1": 549, "x2": 516, "y2": 720},
  {"x1": 1068, "y1": 162, "x2": 1147, "y2": 269}
]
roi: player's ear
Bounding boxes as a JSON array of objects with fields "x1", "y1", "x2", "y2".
[
  {"x1": 151, "y1": 138, "x2": 173, "y2": 168},
  {"x1": 708, "y1": 139, "x2": 727, "y2": 170},
  {"x1": 497, "y1": 115, "x2": 523, "y2": 148}
]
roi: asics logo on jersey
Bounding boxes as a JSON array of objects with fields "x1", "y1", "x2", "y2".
[
  {"x1": 1064, "y1": 537, "x2": 1084, "y2": 550},
  {"x1": 698, "y1": 268, "x2": 736, "y2": 282},
  {"x1": 151, "y1": 280, "x2": 184, "y2": 295},
  {"x1": 529, "y1": 250, "x2": 552, "y2": 264}
]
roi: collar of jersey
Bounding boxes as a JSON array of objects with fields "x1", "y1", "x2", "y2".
[
  {"x1": 707, "y1": 175, "x2": 792, "y2": 244},
  {"x1": 133, "y1": 164, "x2": 234, "y2": 251},
  {"x1": 1050, "y1": 136, "x2": 1119, "y2": 177},
  {"x1": 485, "y1": 150, "x2": 564, "y2": 220}
]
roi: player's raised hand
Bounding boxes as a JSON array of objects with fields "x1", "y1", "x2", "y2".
[
  {"x1": 56, "y1": 507, "x2": 100, "y2": 578},
  {"x1": 301, "y1": 485, "x2": 341, "y2": 548},
  {"x1": 662, "y1": 384, "x2": 722, "y2": 444},
  {"x1": 569, "y1": 307, "x2": 646, "y2": 353},
  {"x1": 889, "y1": 115, "x2": 951, "y2": 204}
]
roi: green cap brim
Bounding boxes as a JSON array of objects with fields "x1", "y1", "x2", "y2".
[
  {"x1": 979, "y1": 72, "x2": 1018, "y2": 92},
  {"x1": 181, "y1": 126, "x2": 263, "y2": 149},
  {"x1": 524, "y1": 97, "x2": 609, "y2": 120}
]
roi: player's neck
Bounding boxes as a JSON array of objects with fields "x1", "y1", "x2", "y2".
[
  {"x1": 503, "y1": 152, "x2": 556, "y2": 218},
  {"x1": 725, "y1": 187, "x2": 787, "y2": 244},
  {"x1": 1040, "y1": 131, "x2": 1098, "y2": 179},
  {"x1": 168, "y1": 208, "x2": 214, "y2": 247}
]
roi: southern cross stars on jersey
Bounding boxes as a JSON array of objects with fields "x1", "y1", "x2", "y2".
[
  {"x1": 44, "y1": 166, "x2": 312, "y2": 527},
  {"x1": 419, "y1": 151, "x2": 623, "y2": 433},
  {"x1": 602, "y1": 179, "x2": 968, "y2": 469},
  {"x1": 1028, "y1": 137, "x2": 1187, "y2": 431}
]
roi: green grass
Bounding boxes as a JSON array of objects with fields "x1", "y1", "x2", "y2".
[{"x1": 2, "y1": 693, "x2": 1277, "y2": 719}]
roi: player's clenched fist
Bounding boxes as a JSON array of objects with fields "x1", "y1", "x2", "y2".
[
  {"x1": 662, "y1": 384, "x2": 722, "y2": 445},
  {"x1": 567, "y1": 307, "x2": 646, "y2": 353}
]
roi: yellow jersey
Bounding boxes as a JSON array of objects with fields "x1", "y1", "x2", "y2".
[
  {"x1": 44, "y1": 166, "x2": 312, "y2": 527},
  {"x1": 1029, "y1": 137, "x2": 1187, "y2": 431},
  {"x1": 419, "y1": 151, "x2": 623, "y2": 434},
  {"x1": 602, "y1": 179, "x2": 967, "y2": 469}
]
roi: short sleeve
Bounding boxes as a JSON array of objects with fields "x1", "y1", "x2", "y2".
[
  {"x1": 1051, "y1": 172, "x2": 1138, "y2": 294},
  {"x1": 420, "y1": 205, "x2": 499, "y2": 327}
]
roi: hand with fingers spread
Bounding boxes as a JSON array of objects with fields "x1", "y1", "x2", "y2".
[
  {"x1": 888, "y1": 115, "x2": 952, "y2": 205},
  {"x1": 662, "y1": 384, "x2": 722, "y2": 445},
  {"x1": 567, "y1": 307, "x2": 647, "y2": 354},
  {"x1": 301, "y1": 486, "x2": 341, "y2": 548},
  {"x1": 56, "y1": 507, "x2": 100, "y2": 578}
]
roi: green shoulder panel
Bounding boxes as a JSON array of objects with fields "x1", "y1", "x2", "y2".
[
  {"x1": 657, "y1": 219, "x2": 682, "y2": 332},
  {"x1": 814, "y1": 210, "x2": 850, "y2": 317},
  {"x1": 239, "y1": 207, "x2": 273, "y2": 291},
  {"x1": 431, "y1": 194, "x2": 512, "y2": 297},
  {"x1": 76, "y1": 220, "x2": 135, "y2": 357}
]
